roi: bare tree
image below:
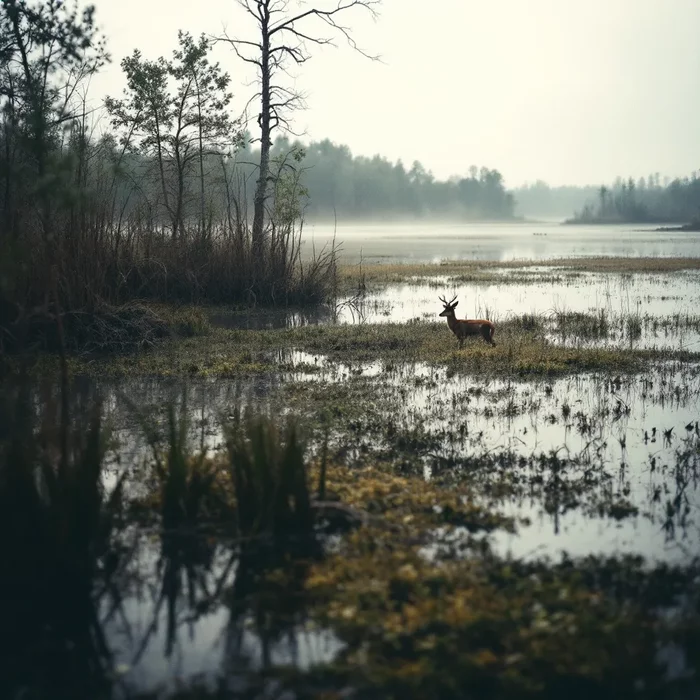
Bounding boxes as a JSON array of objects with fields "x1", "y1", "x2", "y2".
[{"x1": 216, "y1": 0, "x2": 380, "y2": 258}]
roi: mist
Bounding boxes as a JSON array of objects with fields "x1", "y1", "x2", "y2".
[{"x1": 86, "y1": 0, "x2": 700, "y2": 189}]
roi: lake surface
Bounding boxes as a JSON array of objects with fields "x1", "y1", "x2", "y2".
[{"x1": 300, "y1": 220, "x2": 700, "y2": 263}]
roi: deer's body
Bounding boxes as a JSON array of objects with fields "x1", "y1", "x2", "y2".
[{"x1": 439, "y1": 296, "x2": 496, "y2": 347}]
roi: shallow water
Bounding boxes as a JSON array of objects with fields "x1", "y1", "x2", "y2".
[
  {"x1": 106, "y1": 536, "x2": 342, "y2": 698},
  {"x1": 208, "y1": 265, "x2": 700, "y2": 352},
  {"x1": 82, "y1": 353, "x2": 700, "y2": 567},
  {"x1": 301, "y1": 221, "x2": 700, "y2": 264},
  {"x1": 5, "y1": 357, "x2": 700, "y2": 696},
  {"x1": 7, "y1": 227, "x2": 700, "y2": 695},
  {"x1": 332, "y1": 270, "x2": 700, "y2": 352},
  {"x1": 382, "y1": 363, "x2": 700, "y2": 563}
]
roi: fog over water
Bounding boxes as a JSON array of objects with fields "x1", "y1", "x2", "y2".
[{"x1": 300, "y1": 221, "x2": 700, "y2": 264}]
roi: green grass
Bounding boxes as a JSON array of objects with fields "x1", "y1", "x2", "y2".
[{"x1": 22, "y1": 317, "x2": 696, "y2": 380}]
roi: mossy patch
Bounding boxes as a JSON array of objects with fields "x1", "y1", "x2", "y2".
[
  {"x1": 296, "y1": 467, "x2": 700, "y2": 698},
  {"x1": 21, "y1": 319, "x2": 695, "y2": 380}
]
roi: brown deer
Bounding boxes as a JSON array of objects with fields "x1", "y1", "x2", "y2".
[{"x1": 439, "y1": 295, "x2": 496, "y2": 347}]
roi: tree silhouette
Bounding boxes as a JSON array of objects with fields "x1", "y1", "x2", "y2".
[{"x1": 216, "y1": 0, "x2": 380, "y2": 259}]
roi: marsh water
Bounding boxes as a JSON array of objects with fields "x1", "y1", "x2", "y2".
[
  {"x1": 19, "y1": 362, "x2": 698, "y2": 696},
  {"x1": 5, "y1": 221, "x2": 700, "y2": 697},
  {"x1": 335, "y1": 269, "x2": 700, "y2": 351},
  {"x1": 301, "y1": 220, "x2": 700, "y2": 263}
]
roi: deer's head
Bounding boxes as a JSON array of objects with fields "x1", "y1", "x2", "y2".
[{"x1": 439, "y1": 294, "x2": 458, "y2": 317}]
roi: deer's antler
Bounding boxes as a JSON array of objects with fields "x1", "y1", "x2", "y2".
[{"x1": 439, "y1": 294, "x2": 458, "y2": 307}]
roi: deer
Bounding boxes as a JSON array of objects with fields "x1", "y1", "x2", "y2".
[{"x1": 439, "y1": 294, "x2": 496, "y2": 347}]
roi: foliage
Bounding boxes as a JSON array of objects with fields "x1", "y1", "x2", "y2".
[
  {"x1": 105, "y1": 31, "x2": 240, "y2": 239},
  {"x1": 215, "y1": 135, "x2": 517, "y2": 221},
  {"x1": 568, "y1": 174, "x2": 700, "y2": 225},
  {"x1": 0, "y1": 12, "x2": 338, "y2": 353}
]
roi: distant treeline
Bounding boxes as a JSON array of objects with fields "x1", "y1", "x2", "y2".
[
  {"x1": 237, "y1": 141, "x2": 699, "y2": 224},
  {"x1": 564, "y1": 174, "x2": 700, "y2": 225},
  {"x1": 254, "y1": 137, "x2": 517, "y2": 221},
  {"x1": 56, "y1": 133, "x2": 518, "y2": 225},
  {"x1": 512, "y1": 182, "x2": 600, "y2": 220},
  {"x1": 51, "y1": 134, "x2": 517, "y2": 228}
]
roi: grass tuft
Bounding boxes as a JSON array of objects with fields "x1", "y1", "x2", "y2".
[{"x1": 226, "y1": 410, "x2": 315, "y2": 542}]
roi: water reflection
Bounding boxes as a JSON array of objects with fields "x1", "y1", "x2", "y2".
[
  {"x1": 110, "y1": 535, "x2": 338, "y2": 698},
  {"x1": 0, "y1": 384, "x2": 131, "y2": 699},
  {"x1": 11, "y1": 357, "x2": 699, "y2": 567},
  {"x1": 0, "y1": 382, "x2": 341, "y2": 699},
  {"x1": 210, "y1": 304, "x2": 333, "y2": 330}
]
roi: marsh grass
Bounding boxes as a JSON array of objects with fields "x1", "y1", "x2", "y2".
[
  {"x1": 2, "y1": 207, "x2": 339, "y2": 354},
  {"x1": 226, "y1": 409, "x2": 315, "y2": 542},
  {"x1": 73, "y1": 319, "x2": 670, "y2": 379},
  {"x1": 337, "y1": 257, "x2": 700, "y2": 291},
  {"x1": 128, "y1": 394, "x2": 321, "y2": 546},
  {"x1": 123, "y1": 391, "x2": 227, "y2": 532},
  {"x1": 552, "y1": 309, "x2": 611, "y2": 340},
  {"x1": 625, "y1": 314, "x2": 643, "y2": 341}
]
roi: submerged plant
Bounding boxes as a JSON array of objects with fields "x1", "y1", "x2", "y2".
[
  {"x1": 226, "y1": 409, "x2": 314, "y2": 542},
  {"x1": 126, "y1": 391, "x2": 230, "y2": 531}
]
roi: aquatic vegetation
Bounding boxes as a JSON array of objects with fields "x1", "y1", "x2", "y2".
[
  {"x1": 304, "y1": 541, "x2": 700, "y2": 698},
  {"x1": 0, "y1": 383, "x2": 130, "y2": 699},
  {"x1": 226, "y1": 410, "x2": 315, "y2": 541},
  {"x1": 21, "y1": 318, "x2": 696, "y2": 381},
  {"x1": 4, "y1": 255, "x2": 700, "y2": 698},
  {"x1": 300, "y1": 469, "x2": 700, "y2": 699}
]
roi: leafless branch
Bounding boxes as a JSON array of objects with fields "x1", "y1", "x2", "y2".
[
  {"x1": 219, "y1": 0, "x2": 381, "y2": 247},
  {"x1": 269, "y1": 1, "x2": 381, "y2": 60},
  {"x1": 213, "y1": 33, "x2": 263, "y2": 68}
]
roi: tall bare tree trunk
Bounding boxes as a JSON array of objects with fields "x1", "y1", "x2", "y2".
[
  {"x1": 251, "y1": 4, "x2": 271, "y2": 261},
  {"x1": 218, "y1": 0, "x2": 379, "y2": 273}
]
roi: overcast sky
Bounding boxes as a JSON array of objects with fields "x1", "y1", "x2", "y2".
[{"x1": 88, "y1": 0, "x2": 700, "y2": 187}]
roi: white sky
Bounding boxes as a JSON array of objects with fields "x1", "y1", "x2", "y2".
[{"x1": 87, "y1": 0, "x2": 700, "y2": 187}]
